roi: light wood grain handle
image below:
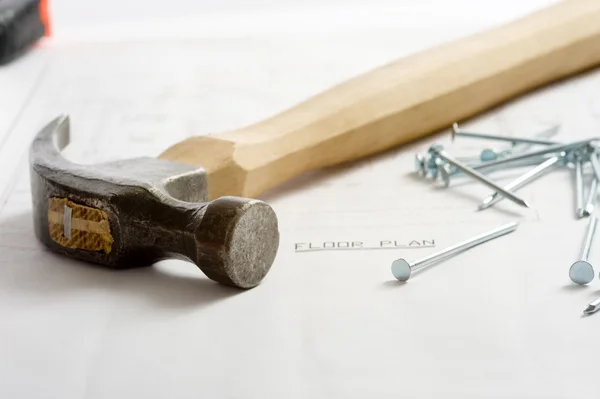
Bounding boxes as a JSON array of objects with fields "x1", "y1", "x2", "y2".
[{"x1": 160, "y1": 0, "x2": 600, "y2": 199}]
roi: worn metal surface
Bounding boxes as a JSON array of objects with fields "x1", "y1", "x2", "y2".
[{"x1": 29, "y1": 115, "x2": 280, "y2": 289}]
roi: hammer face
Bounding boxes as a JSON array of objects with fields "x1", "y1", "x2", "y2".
[
  {"x1": 29, "y1": 116, "x2": 280, "y2": 289},
  {"x1": 194, "y1": 196, "x2": 280, "y2": 288}
]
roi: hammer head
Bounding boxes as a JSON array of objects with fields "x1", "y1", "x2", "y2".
[{"x1": 29, "y1": 116, "x2": 280, "y2": 289}]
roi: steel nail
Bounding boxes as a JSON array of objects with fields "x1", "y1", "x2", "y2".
[
  {"x1": 467, "y1": 140, "x2": 593, "y2": 172},
  {"x1": 512, "y1": 124, "x2": 561, "y2": 153},
  {"x1": 439, "y1": 156, "x2": 551, "y2": 188},
  {"x1": 429, "y1": 148, "x2": 530, "y2": 208},
  {"x1": 391, "y1": 222, "x2": 519, "y2": 281},
  {"x1": 439, "y1": 153, "x2": 562, "y2": 187},
  {"x1": 421, "y1": 145, "x2": 446, "y2": 178},
  {"x1": 569, "y1": 216, "x2": 598, "y2": 285},
  {"x1": 583, "y1": 177, "x2": 599, "y2": 216},
  {"x1": 414, "y1": 153, "x2": 427, "y2": 176},
  {"x1": 451, "y1": 123, "x2": 560, "y2": 146},
  {"x1": 434, "y1": 149, "x2": 514, "y2": 182},
  {"x1": 583, "y1": 296, "x2": 600, "y2": 316},
  {"x1": 479, "y1": 125, "x2": 560, "y2": 161},
  {"x1": 478, "y1": 153, "x2": 564, "y2": 210},
  {"x1": 588, "y1": 150, "x2": 600, "y2": 183},
  {"x1": 575, "y1": 155, "x2": 585, "y2": 218},
  {"x1": 423, "y1": 125, "x2": 562, "y2": 177}
]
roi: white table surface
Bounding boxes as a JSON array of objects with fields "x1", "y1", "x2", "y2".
[{"x1": 5, "y1": 1, "x2": 600, "y2": 398}]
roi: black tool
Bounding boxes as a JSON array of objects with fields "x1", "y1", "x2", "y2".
[{"x1": 0, "y1": 0, "x2": 49, "y2": 65}]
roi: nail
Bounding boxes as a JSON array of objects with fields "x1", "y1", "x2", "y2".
[
  {"x1": 423, "y1": 124, "x2": 562, "y2": 176},
  {"x1": 478, "y1": 153, "x2": 563, "y2": 210},
  {"x1": 429, "y1": 148, "x2": 530, "y2": 208},
  {"x1": 583, "y1": 296, "x2": 600, "y2": 316},
  {"x1": 479, "y1": 125, "x2": 560, "y2": 161},
  {"x1": 452, "y1": 123, "x2": 559, "y2": 146},
  {"x1": 583, "y1": 177, "x2": 599, "y2": 216},
  {"x1": 515, "y1": 124, "x2": 561, "y2": 154},
  {"x1": 414, "y1": 153, "x2": 427, "y2": 176},
  {"x1": 421, "y1": 145, "x2": 446, "y2": 178},
  {"x1": 438, "y1": 155, "x2": 558, "y2": 188},
  {"x1": 435, "y1": 150, "x2": 519, "y2": 182},
  {"x1": 469, "y1": 140, "x2": 592, "y2": 172},
  {"x1": 391, "y1": 222, "x2": 518, "y2": 281},
  {"x1": 575, "y1": 155, "x2": 585, "y2": 218},
  {"x1": 439, "y1": 153, "x2": 562, "y2": 187},
  {"x1": 588, "y1": 151, "x2": 600, "y2": 183},
  {"x1": 569, "y1": 216, "x2": 598, "y2": 285},
  {"x1": 426, "y1": 145, "x2": 493, "y2": 177}
]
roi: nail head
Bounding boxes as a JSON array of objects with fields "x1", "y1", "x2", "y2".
[
  {"x1": 391, "y1": 259, "x2": 412, "y2": 281},
  {"x1": 569, "y1": 260, "x2": 594, "y2": 285}
]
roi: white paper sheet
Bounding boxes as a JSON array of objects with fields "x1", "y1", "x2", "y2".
[{"x1": 3, "y1": 2, "x2": 600, "y2": 398}]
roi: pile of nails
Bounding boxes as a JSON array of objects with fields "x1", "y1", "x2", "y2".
[{"x1": 414, "y1": 122, "x2": 600, "y2": 316}]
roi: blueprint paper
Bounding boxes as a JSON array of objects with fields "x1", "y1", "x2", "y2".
[{"x1": 3, "y1": 3, "x2": 600, "y2": 398}]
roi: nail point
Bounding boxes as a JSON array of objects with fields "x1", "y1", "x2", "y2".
[
  {"x1": 583, "y1": 305, "x2": 596, "y2": 316},
  {"x1": 451, "y1": 123, "x2": 459, "y2": 141}
]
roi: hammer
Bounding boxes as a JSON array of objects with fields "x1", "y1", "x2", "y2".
[{"x1": 29, "y1": 0, "x2": 600, "y2": 288}]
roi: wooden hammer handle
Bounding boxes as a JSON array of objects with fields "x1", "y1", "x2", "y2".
[{"x1": 160, "y1": 0, "x2": 600, "y2": 199}]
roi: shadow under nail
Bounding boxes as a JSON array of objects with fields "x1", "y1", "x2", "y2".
[
  {"x1": 560, "y1": 283, "x2": 589, "y2": 292},
  {"x1": 380, "y1": 280, "x2": 407, "y2": 288}
]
